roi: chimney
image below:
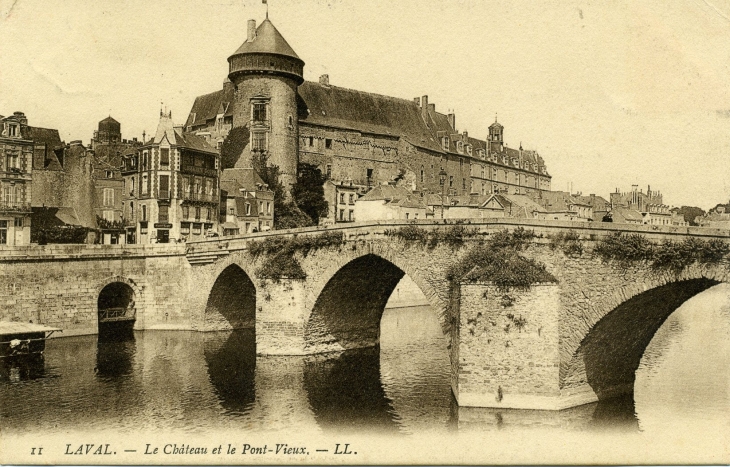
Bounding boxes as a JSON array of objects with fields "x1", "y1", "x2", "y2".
[
  {"x1": 421, "y1": 95, "x2": 428, "y2": 110},
  {"x1": 447, "y1": 112, "x2": 455, "y2": 130},
  {"x1": 247, "y1": 19, "x2": 256, "y2": 42},
  {"x1": 13, "y1": 111, "x2": 27, "y2": 125},
  {"x1": 463, "y1": 130, "x2": 468, "y2": 140},
  {"x1": 413, "y1": 97, "x2": 421, "y2": 106},
  {"x1": 319, "y1": 74, "x2": 330, "y2": 86},
  {"x1": 428, "y1": 103, "x2": 435, "y2": 113}
]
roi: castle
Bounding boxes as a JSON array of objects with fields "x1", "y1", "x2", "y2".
[{"x1": 185, "y1": 17, "x2": 551, "y2": 209}]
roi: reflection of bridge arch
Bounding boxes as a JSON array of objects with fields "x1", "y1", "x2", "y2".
[
  {"x1": 304, "y1": 252, "x2": 448, "y2": 353},
  {"x1": 563, "y1": 266, "x2": 729, "y2": 402},
  {"x1": 204, "y1": 264, "x2": 257, "y2": 330}
]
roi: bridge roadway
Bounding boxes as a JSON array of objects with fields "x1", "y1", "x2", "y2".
[{"x1": 1, "y1": 218, "x2": 729, "y2": 410}]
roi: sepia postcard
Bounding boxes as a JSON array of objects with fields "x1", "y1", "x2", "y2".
[{"x1": 1, "y1": 0, "x2": 729, "y2": 464}]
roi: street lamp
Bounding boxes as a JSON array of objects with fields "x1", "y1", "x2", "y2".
[{"x1": 439, "y1": 168, "x2": 447, "y2": 220}]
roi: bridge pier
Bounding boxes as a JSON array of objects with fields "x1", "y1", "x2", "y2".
[
  {"x1": 453, "y1": 281, "x2": 595, "y2": 410},
  {"x1": 256, "y1": 279, "x2": 309, "y2": 355}
]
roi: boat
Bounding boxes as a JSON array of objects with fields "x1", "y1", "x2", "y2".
[{"x1": 0, "y1": 321, "x2": 62, "y2": 360}]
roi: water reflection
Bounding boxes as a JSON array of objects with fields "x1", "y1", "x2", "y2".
[
  {"x1": 203, "y1": 329, "x2": 256, "y2": 415},
  {"x1": 0, "y1": 355, "x2": 46, "y2": 382},
  {"x1": 0, "y1": 296, "x2": 728, "y2": 436}
]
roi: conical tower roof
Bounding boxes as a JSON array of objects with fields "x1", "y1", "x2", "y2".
[{"x1": 230, "y1": 18, "x2": 301, "y2": 61}]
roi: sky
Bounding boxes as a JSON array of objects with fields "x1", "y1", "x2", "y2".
[{"x1": 1, "y1": 0, "x2": 729, "y2": 209}]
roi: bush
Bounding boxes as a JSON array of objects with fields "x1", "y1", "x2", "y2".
[
  {"x1": 489, "y1": 227, "x2": 535, "y2": 251},
  {"x1": 250, "y1": 231, "x2": 345, "y2": 281},
  {"x1": 549, "y1": 230, "x2": 583, "y2": 257},
  {"x1": 651, "y1": 238, "x2": 730, "y2": 274},
  {"x1": 593, "y1": 232, "x2": 654, "y2": 268},
  {"x1": 384, "y1": 224, "x2": 479, "y2": 250},
  {"x1": 256, "y1": 251, "x2": 306, "y2": 282},
  {"x1": 448, "y1": 245, "x2": 556, "y2": 291}
]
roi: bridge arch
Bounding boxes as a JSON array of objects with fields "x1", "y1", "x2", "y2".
[
  {"x1": 203, "y1": 262, "x2": 257, "y2": 330},
  {"x1": 562, "y1": 263, "x2": 730, "y2": 402},
  {"x1": 303, "y1": 248, "x2": 448, "y2": 353},
  {"x1": 96, "y1": 276, "x2": 140, "y2": 339}
]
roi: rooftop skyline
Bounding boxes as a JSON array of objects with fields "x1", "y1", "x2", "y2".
[{"x1": 1, "y1": 0, "x2": 728, "y2": 209}]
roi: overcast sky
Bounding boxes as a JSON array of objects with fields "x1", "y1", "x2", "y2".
[{"x1": 1, "y1": 0, "x2": 729, "y2": 209}]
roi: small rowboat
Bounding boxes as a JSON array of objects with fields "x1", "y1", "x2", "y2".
[{"x1": 0, "y1": 322, "x2": 62, "y2": 359}]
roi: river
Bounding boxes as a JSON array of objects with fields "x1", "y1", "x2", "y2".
[{"x1": 1, "y1": 285, "x2": 729, "y2": 437}]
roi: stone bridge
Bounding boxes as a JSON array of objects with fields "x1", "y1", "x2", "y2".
[{"x1": 1, "y1": 219, "x2": 729, "y2": 410}]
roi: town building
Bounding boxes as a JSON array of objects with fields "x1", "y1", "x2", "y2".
[
  {"x1": 323, "y1": 179, "x2": 366, "y2": 224},
  {"x1": 121, "y1": 111, "x2": 220, "y2": 244},
  {"x1": 695, "y1": 204, "x2": 730, "y2": 229},
  {"x1": 354, "y1": 184, "x2": 426, "y2": 221},
  {"x1": 185, "y1": 17, "x2": 552, "y2": 217},
  {"x1": 219, "y1": 167, "x2": 274, "y2": 235},
  {"x1": 610, "y1": 185, "x2": 671, "y2": 226},
  {"x1": 529, "y1": 190, "x2": 593, "y2": 222},
  {"x1": 0, "y1": 112, "x2": 34, "y2": 245}
]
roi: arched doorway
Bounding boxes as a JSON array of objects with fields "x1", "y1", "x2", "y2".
[
  {"x1": 97, "y1": 282, "x2": 136, "y2": 341},
  {"x1": 205, "y1": 264, "x2": 256, "y2": 330}
]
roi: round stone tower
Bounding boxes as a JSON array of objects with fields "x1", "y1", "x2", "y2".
[{"x1": 228, "y1": 18, "x2": 304, "y2": 193}]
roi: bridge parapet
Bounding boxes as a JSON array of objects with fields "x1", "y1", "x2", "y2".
[
  {"x1": 185, "y1": 218, "x2": 730, "y2": 261},
  {"x1": 0, "y1": 243, "x2": 185, "y2": 262}
]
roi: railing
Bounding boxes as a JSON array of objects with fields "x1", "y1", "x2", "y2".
[
  {"x1": 181, "y1": 192, "x2": 217, "y2": 203},
  {"x1": 0, "y1": 201, "x2": 31, "y2": 213},
  {"x1": 180, "y1": 165, "x2": 217, "y2": 178},
  {"x1": 99, "y1": 307, "x2": 136, "y2": 322}
]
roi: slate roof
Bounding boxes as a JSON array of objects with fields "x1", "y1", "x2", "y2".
[
  {"x1": 173, "y1": 130, "x2": 217, "y2": 154},
  {"x1": 185, "y1": 87, "x2": 234, "y2": 129},
  {"x1": 230, "y1": 18, "x2": 301, "y2": 61},
  {"x1": 220, "y1": 168, "x2": 266, "y2": 191},
  {"x1": 298, "y1": 82, "x2": 443, "y2": 153}
]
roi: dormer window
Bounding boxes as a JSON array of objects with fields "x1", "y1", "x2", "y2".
[
  {"x1": 466, "y1": 145, "x2": 472, "y2": 156},
  {"x1": 457, "y1": 141, "x2": 464, "y2": 154},
  {"x1": 442, "y1": 137, "x2": 449, "y2": 151},
  {"x1": 7, "y1": 124, "x2": 19, "y2": 137}
]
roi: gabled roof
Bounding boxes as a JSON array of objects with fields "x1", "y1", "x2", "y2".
[
  {"x1": 230, "y1": 18, "x2": 301, "y2": 61},
  {"x1": 358, "y1": 184, "x2": 414, "y2": 202},
  {"x1": 298, "y1": 81, "x2": 443, "y2": 153},
  {"x1": 185, "y1": 87, "x2": 234, "y2": 128},
  {"x1": 221, "y1": 167, "x2": 266, "y2": 191},
  {"x1": 173, "y1": 129, "x2": 217, "y2": 154},
  {"x1": 495, "y1": 194, "x2": 546, "y2": 217}
]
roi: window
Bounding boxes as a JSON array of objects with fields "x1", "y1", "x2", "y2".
[
  {"x1": 449, "y1": 175, "x2": 454, "y2": 188},
  {"x1": 340, "y1": 193, "x2": 345, "y2": 204},
  {"x1": 105, "y1": 170, "x2": 113, "y2": 178},
  {"x1": 326, "y1": 165, "x2": 332, "y2": 179},
  {"x1": 459, "y1": 158, "x2": 464, "y2": 169},
  {"x1": 442, "y1": 137, "x2": 449, "y2": 150},
  {"x1": 288, "y1": 115, "x2": 294, "y2": 128},
  {"x1": 245, "y1": 203, "x2": 251, "y2": 216},
  {"x1": 103, "y1": 210, "x2": 114, "y2": 221},
  {"x1": 130, "y1": 177, "x2": 135, "y2": 195},
  {"x1": 348, "y1": 210, "x2": 354, "y2": 221},
  {"x1": 193, "y1": 223, "x2": 202, "y2": 235},
  {"x1": 142, "y1": 152, "x2": 148, "y2": 170},
  {"x1": 140, "y1": 221, "x2": 148, "y2": 234},
  {"x1": 195, "y1": 207, "x2": 201, "y2": 220},
  {"x1": 130, "y1": 202, "x2": 135, "y2": 221},
  {"x1": 228, "y1": 206, "x2": 235, "y2": 215},
  {"x1": 405, "y1": 213, "x2": 410, "y2": 220},
  {"x1": 0, "y1": 220, "x2": 7, "y2": 244},
  {"x1": 420, "y1": 166, "x2": 424, "y2": 183},
  {"x1": 308, "y1": 136, "x2": 314, "y2": 147},
  {"x1": 142, "y1": 205, "x2": 147, "y2": 221},
  {"x1": 457, "y1": 141, "x2": 464, "y2": 154},
  {"x1": 14, "y1": 217, "x2": 23, "y2": 228},
  {"x1": 180, "y1": 222, "x2": 190, "y2": 234},
  {"x1": 366, "y1": 168, "x2": 373, "y2": 179},
  {"x1": 8, "y1": 124, "x2": 18, "y2": 137},
  {"x1": 339, "y1": 209, "x2": 345, "y2": 221},
  {"x1": 160, "y1": 148, "x2": 169, "y2": 165},
  {"x1": 252, "y1": 102, "x2": 267, "y2": 122},
  {"x1": 103, "y1": 188, "x2": 115, "y2": 206},
  {"x1": 325, "y1": 139, "x2": 332, "y2": 149},
  {"x1": 158, "y1": 205, "x2": 168, "y2": 222},
  {"x1": 142, "y1": 174, "x2": 148, "y2": 194},
  {"x1": 348, "y1": 194, "x2": 354, "y2": 205},
  {"x1": 462, "y1": 178, "x2": 466, "y2": 190},
  {"x1": 182, "y1": 206, "x2": 189, "y2": 219},
  {"x1": 206, "y1": 208, "x2": 211, "y2": 221},
  {"x1": 259, "y1": 201, "x2": 263, "y2": 213},
  {"x1": 159, "y1": 175, "x2": 169, "y2": 198},
  {"x1": 466, "y1": 145, "x2": 472, "y2": 156},
  {"x1": 267, "y1": 202, "x2": 271, "y2": 214},
  {"x1": 251, "y1": 131, "x2": 267, "y2": 152}
]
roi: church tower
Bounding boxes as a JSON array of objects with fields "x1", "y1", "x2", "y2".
[{"x1": 228, "y1": 17, "x2": 304, "y2": 193}]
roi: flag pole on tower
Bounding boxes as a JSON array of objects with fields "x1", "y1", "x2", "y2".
[{"x1": 263, "y1": 0, "x2": 268, "y2": 18}]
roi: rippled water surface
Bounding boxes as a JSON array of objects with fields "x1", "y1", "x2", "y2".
[{"x1": 2, "y1": 294, "x2": 729, "y2": 435}]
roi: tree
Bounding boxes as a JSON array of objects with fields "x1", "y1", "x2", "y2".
[
  {"x1": 291, "y1": 162, "x2": 329, "y2": 225},
  {"x1": 251, "y1": 152, "x2": 314, "y2": 230},
  {"x1": 675, "y1": 206, "x2": 706, "y2": 226},
  {"x1": 220, "y1": 126, "x2": 249, "y2": 169}
]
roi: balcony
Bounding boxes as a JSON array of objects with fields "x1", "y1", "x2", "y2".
[
  {"x1": 0, "y1": 201, "x2": 31, "y2": 214},
  {"x1": 180, "y1": 165, "x2": 217, "y2": 178},
  {"x1": 181, "y1": 191, "x2": 217, "y2": 204}
]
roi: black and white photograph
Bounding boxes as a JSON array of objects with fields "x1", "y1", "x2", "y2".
[{"x1": 1, "y1": 0, "x2": 729, "y2": 464}]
